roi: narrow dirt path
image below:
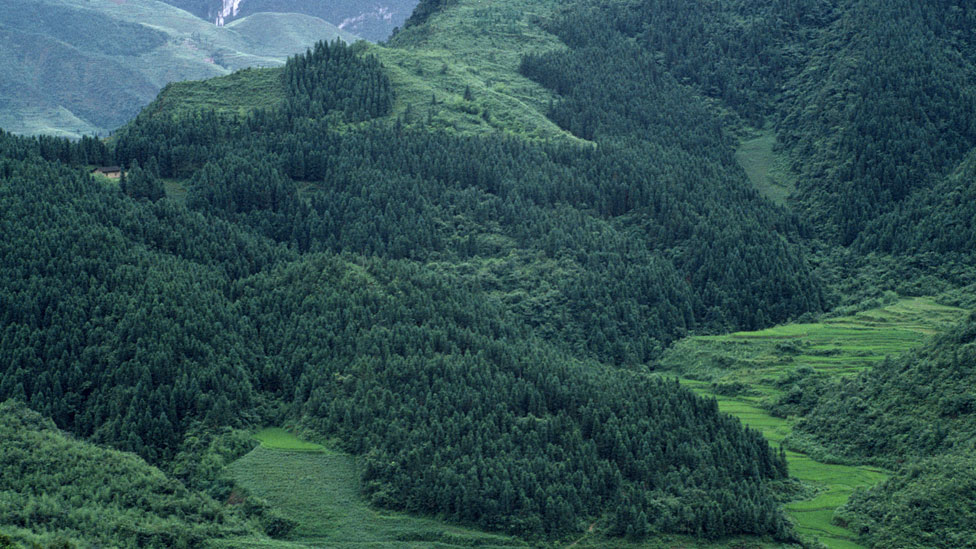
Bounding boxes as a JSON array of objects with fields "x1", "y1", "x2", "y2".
[{"x1": 565, "y1": 522, "x2": 596, "y2": 548}]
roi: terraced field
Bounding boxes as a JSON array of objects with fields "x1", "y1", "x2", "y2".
[{"x1": 663, "y1": 298, "x2": 966, "y2": 548}]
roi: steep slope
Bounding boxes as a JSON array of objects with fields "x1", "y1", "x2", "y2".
[
  {"x1": 780, "y1": 0, "x2": 976, "y2": 245},
  {"x1": 0, "y1": 401, "x2": 257, "y2": 548},
  {"x1": 0, "y1": 0, "x2": 357, "y2": 137},
  {"x1": 0, "y1": 42, "x2": 803, "y2": 542}
]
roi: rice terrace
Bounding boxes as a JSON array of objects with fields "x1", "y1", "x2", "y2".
[{"x1": 661, "y1": 298, "x2": 967, "y2": 548}]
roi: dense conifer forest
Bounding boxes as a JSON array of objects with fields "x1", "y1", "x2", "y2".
[
  {"x1": 0, "y1": 42, "x2": 796, "y2": 544},
  {"x1": 2, "y1": 0, "x2": 976, "y2": 547}
]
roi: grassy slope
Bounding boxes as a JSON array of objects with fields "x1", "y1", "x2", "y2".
[
  {"x1": 659, "y1": 298, "x2": 966, "y2": 549},
  {"x1": 222, "y1": 430, "x2": 526, "y2": 549},
  {"x1": 378, "y1": 0, "x2": 573, "y2": 140},
  {"x1": 144, "y1": 67, "x2": 286, "y2": 119},
  {"x1": 735, "y1": 131, "x2": 796, "y2": 207}
]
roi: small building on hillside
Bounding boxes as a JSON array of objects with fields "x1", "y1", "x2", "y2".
[{"x1": 92, "y1": 166, "x2": 122, "y2": 179}]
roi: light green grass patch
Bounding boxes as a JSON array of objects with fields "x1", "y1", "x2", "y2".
[
  {"x1": 145, "y1": 67, "x2": 286, "y2": 120},
  {"x1": 226, "y1": 443, "x2": 525, "y2": 548},
  {"x1": 253, "y1": 428, "x2": 327, "y2": 452},
  {"x1": 735, "y1": 131, "x2": 795, "y2": 206},
  {"x1": 162, "y1": 178, "x2": 188, "y2": 203}
]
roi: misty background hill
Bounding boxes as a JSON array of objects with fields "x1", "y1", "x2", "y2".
[
  {"x1": 159, "y1": 0, "x2": 419, "y2": 42},
  {"x1": 0, "y1": 0, "x2": 361, "y2": 138}
]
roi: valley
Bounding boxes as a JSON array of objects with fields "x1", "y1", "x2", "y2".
[{"x1": 2, "y1": 0, "x2": 976, "y2": 548}]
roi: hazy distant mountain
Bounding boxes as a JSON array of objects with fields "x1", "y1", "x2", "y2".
[
  {"x1": 0, "y1": 0, "x2": 358, "y2": 137},
  {"x1": 160, "y1": 0, "x2": 420, "y2": 41}
]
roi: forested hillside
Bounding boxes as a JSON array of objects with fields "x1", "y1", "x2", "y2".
[
  {"x1": 0, "y1": 41, "x2": 799, "y2": 544},
  {"x1": 3, "y1": 0, "x2": 976, "y2": 547},
  {"x1": 514, "y1": 0, "x2": 976, "y2": 261},
  {"x1": 116, "y1": 40, "x2": 824, "y2": 357}
]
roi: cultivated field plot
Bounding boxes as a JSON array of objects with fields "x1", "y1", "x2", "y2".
[
  {"x1": 665, "y1": 297, "x2": 966, "y2": 549},
  {"x1": 665, "y1": 297, "x2": 964, "y2": 385}
]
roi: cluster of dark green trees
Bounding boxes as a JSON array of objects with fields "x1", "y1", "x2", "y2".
[
  {"x1": 519, "y1": 0, "x2": 826, "y2": 132},
  {"x1": 837, "y1": 455, "x2": 976, "y2": 549},
  {"x1": 0, "y1": 39, "x2": 801, "y2": 544}
]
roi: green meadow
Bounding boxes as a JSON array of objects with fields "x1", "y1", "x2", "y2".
[
  {"x1": 734, "y1": 131, "x2": 795, "y2": 207},
  {"x1": 253, "y1": 428, "x2": 328, "y2": 452},
  {"x1": 221, "y1": 429, "x2": 526, "y2": 549},
  {"x1": 662, "y1": 297, "x2": 966, "y2": 548}
]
